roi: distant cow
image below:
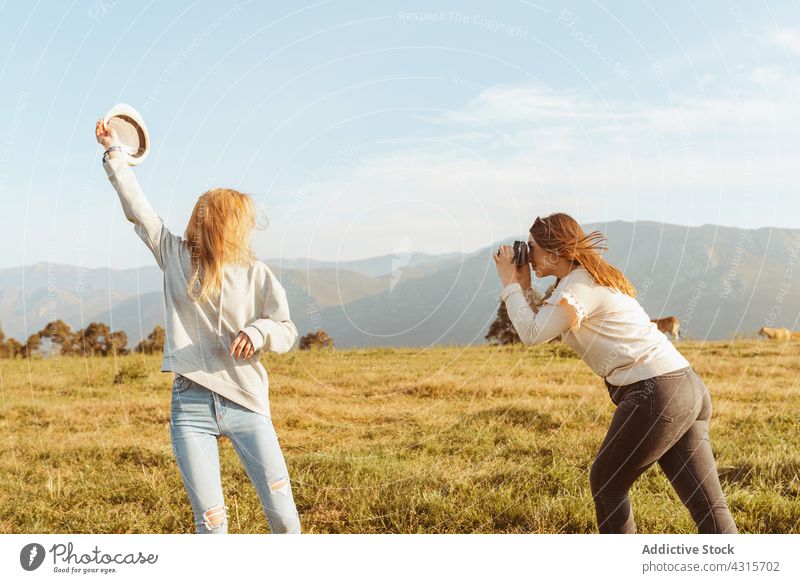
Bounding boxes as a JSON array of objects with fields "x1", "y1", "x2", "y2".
[
  {"x1": 651, "y1": 316, "x2": 680, "y2": 341},
  {"x1": 759, "y1": 326, "x2": 791, "y2": 340},
  {"x1": 793, "y1": 332, "x2": 800, "y2": 340}
]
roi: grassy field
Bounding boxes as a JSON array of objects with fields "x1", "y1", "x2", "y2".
[{"x1": 1, "y1": 340, "x2": 798, "y2": 534}]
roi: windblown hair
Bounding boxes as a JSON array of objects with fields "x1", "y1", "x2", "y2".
[
  {"x1": 530, "y1": 213, "x2": 636, "y2": 299},
  {"x1": 184, "y1": 188, "x2": 257, "y2": 303}
]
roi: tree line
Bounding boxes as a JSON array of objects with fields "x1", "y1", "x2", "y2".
[
  {"x1": 0, "y1": 305, "x2": 536, "y2": 356},
  {"x1": 0, "y1": 320, "x2": 336, "y2": 357},
  {"x1": 0, "y1": 320, "x2": 164, "y2": 358},
  {"x1": 0, "y1": 300, "x2": 530, "y2": 356}
]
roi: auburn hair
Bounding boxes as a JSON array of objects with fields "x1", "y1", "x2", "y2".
[
  {"x1": 184, "y1": 187, "x2": 258, "y2": 303},
  {"x1": 530, "y1": 213, "x2": 636, "y2": 299}
]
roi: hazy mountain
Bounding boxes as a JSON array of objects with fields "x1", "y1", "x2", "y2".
[
  {"x1": 1, "y1": 221, "x2": 798, "y2": 348},
  {"x1": 590, "y1": 220, "x2": 800, "y2": 342},
  {"x1": 283, "y1": 268, "x2": 394, "y2": 308},
  {"x1": 309, "y1": 246, "x2": 505, "y2": 347},
  {"x1": 89, "y1": 291, "x2": 165, "y2": 348},
  {"x1": 270, "y1": 251, "x2": 463, "y2": 278},
  {"x1": 0, "y1": 262, "x2": 162, "y2": 296},
  {"x1": 0, "y1": 262, "x2": 162, "y2": 341}
]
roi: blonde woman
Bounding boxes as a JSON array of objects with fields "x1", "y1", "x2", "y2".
[
  {"x1": 95, "y1": 119, "x2": 301, "y2": 534},
  {"x1": 493, "y1": 213, "x2": 737, "y2": 534}
]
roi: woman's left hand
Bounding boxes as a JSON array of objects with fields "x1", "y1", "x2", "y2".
[
  {"x1": 230, "y1": 331, "x2": 255, "y2": 359},
  {"x1": 494, "y1": 245, "x2": 531, "y2": 288}
]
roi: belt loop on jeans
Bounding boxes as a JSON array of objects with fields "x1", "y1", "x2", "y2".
[
  {"x1": 604, "y1": 377, "x2": 642, "y2": 406},
  {"x1": 605, "y1": 377, "x2": 620, "y2": 405}
]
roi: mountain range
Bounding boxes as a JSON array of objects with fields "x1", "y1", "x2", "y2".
[{"x1": 2, "y1": 220, "x2": 798, "y2": 348}]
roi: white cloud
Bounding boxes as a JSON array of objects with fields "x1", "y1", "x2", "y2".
[
  {"x1": 446, "y1": 85, "x2": 640, "y2": 126},
  {"x1": 450, "y1": 75, "x2": 798, "y2": 137},
  {"x1": 749, "y1": 65, "x2": 786, "y2": 85},
  {"x1": 263, "y1": 66, "x2": 800, "y2": 259},
  {"x1": 771, "y1": 28, "x2": 800, "y2": 54}
]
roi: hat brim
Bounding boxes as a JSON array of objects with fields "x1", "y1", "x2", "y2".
[{"x1": 104, "y1": 103, "x2": 150, "y2": 166}]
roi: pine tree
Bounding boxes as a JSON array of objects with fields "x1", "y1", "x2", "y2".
[
  {"x1": 299, "y1": 330, "x2": 334, "y2": 350},
  {"x1": 4, "y1": 338, "x2": 22, "y2": 358},
  {"x1": 135, "y1": 325, "x2": 165, "y2": 354},
  {"x1": 485, "y1": 286, "x2": 546, "y2": 345},
  {"x1": 486, "y1": 302, "x2": 521, "y2": 345},
  {"x1": 106, "y1": 330, "x2": 129, "y2": 356},
  {"x1": 20, "y1": 333, "x2": 42, "y2": 358},
  {"x1": 39, "y1": 319, "x2": 75, "y2": 355},
  {"x1": 73, "y1": 322, "x2": 110, "y2": 357}
]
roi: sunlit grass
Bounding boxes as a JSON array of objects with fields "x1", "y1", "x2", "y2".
[{"x1": 1, "y1": 340, "x2": 798, "y2": 533}]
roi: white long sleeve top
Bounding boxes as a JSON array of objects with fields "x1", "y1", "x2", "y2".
[{"x1": 500, "y1": 266, "x2": 690, "y2": 387}]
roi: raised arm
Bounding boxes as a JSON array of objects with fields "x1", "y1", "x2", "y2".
[
  {"x1": 237, "y1": 264, "x2": 298, "y2": 357},
  {"x1": 96, "y1": 118, "x2": 177, "y2": 270}
]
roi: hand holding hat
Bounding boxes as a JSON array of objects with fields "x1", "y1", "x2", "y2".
[
  {"x1": 96, "y1": 103, "x2": 150, "y2": 165},
  {"x1": 95, "y1": 118, "x2": 120, "y2": 149}
]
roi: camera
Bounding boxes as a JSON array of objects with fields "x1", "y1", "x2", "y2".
[{"x1": 512, "y1": 240, "x2": 528, "y2": 267}]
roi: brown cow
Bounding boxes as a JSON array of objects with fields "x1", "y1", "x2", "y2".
[
  {"x1": 651, "y1": 316, "x2": 680, "y2": 341},
  {"x1": 793, "y1": 332, "x2": 800, "y2": 340},
  {"x1": 759, "y1": 326, "x2": 791, "y2": 340}
]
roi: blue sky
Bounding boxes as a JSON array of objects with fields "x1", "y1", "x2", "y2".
[{"x1": 0, "y1": 0, "x2": 798, "y2": 269}]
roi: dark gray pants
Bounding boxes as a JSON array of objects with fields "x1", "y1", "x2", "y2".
[{"x1": 594, "y1": 366, "x2": 738, "y2": 533}]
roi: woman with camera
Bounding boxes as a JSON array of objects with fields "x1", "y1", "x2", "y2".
[{"x1": 493, "y1": 213, "x2": 737, "y2": 534}]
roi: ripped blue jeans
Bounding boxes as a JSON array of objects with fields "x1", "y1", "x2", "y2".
[{"x1": 169, "y1": 373, "x2": 301, "y2": 534}]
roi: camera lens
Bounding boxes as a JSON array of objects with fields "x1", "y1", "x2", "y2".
[{"x1": 512, "y1": 240, "x2": 527, "y2": 266}]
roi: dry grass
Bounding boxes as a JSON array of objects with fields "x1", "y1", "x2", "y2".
[{"x1": 0, "y1": 340, "x2": 798, "y2": 533}]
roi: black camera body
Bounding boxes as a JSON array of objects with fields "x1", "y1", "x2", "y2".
[{"x1": 512, "y1": 240, "x2": 528, "y2": 267}]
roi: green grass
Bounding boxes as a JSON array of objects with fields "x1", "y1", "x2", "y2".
[{"x1": 0, "y1": 340, "x2": 798, "y2": 533}]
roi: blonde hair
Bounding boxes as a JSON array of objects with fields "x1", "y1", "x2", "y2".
[
  {"x1": 184, "y1": 188, "x2": 257, "y2": 303},
  {"x1": 530, "y1": 213, "x2": 636, "y2": 298}
]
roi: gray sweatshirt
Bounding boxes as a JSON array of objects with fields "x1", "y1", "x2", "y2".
[{"x1": 103, "y1": 156, "x2": 298, "y2": 417}]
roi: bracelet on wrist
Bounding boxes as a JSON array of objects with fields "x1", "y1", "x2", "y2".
[{"x1": 102, "y1": 145, "x2": 125, "y2": 164}]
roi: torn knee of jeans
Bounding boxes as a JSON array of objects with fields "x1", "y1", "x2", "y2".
[
  {"x1": 202, "y1": 503, "x2": 227, "y2": 530},
  {"x1": 268, "y1": 477, "x2": 290, "y2": 497}
]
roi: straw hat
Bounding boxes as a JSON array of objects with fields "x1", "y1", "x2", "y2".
[{"x1": 103, "y1": 103, "x2": 150, "y2": 165}]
